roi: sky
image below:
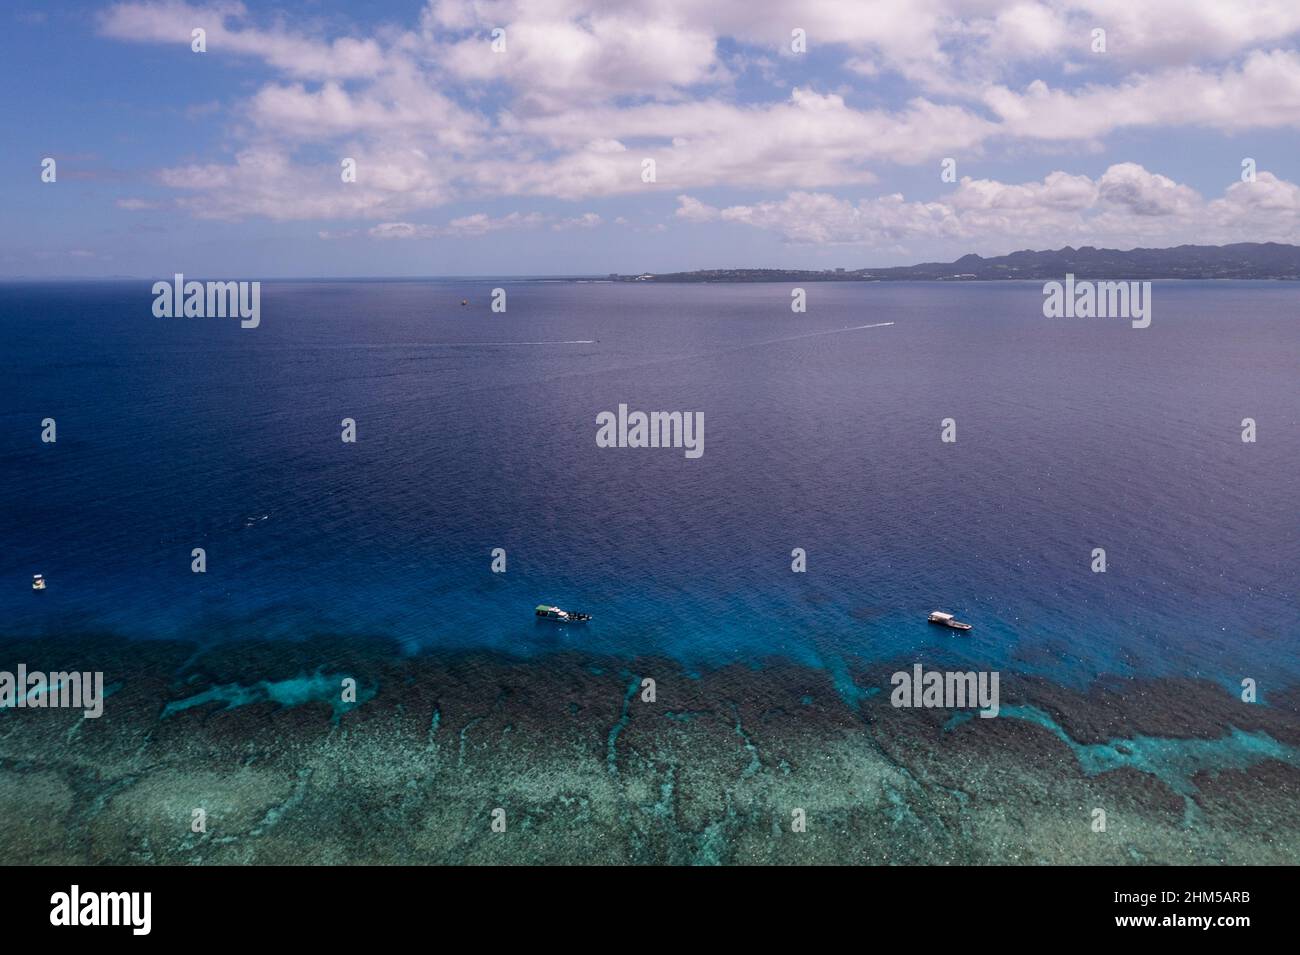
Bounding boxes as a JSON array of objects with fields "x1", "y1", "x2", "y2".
[{"x1": 4, "y1": 0, "x2": 1300, "y2": 277}]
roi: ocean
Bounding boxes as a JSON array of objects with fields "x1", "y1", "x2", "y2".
[{"x1": 3, "y1": 278, "x2": 1297, "y2": 694}]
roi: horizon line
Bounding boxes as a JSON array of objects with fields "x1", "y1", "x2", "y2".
[{"x1": 6, "y1": 240, "x2": 1299, "y2": 284}]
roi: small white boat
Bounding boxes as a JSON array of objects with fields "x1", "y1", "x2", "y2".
[
  {"x1": 32, "y1": 574, "x2": 46, "y2": 591},
  {"x1": 928, "y1": 610, "x2": 970, "y2": 631},
  {"x1": 535, "y1": 604, "x2": 591, "y2": 623}
]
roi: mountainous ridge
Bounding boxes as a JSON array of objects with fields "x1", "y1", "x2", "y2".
[{"x1": 612, "y1": 242, "x2": 1300, "y2": 282}]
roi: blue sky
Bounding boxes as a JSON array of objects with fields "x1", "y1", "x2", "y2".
[{"x1": 4, "y1": 0, "x2": 1300, "y2": 277}]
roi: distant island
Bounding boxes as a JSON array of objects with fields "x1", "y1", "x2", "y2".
[{"x1": 610, "y1": 242, "x2": 1300, "y2": 282}]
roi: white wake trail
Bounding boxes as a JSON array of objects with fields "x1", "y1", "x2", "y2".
[
  {"x1": 740, "y1": 321, "x2": 895, "y2": 349},
  {"x1": 430, "y1": 340, "x2": 597, "y2": 346}
]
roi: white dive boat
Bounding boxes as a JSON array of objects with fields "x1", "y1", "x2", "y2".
[
  {"x1": 927, "y1": 610, "x2": 971, "y2": 631},
  {"x1": 535, "y1": 604, "x2": 591, "y2": 623},
  {"x1": 32, "y1": 574, "x2": 46, "y2": 591}
]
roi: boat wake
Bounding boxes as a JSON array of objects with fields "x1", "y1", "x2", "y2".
[{"x1": 733, "y1": 322, "x2": 895, "y2": 351}]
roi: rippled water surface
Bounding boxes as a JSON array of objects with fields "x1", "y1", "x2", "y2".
[{"x1": 2, "y1": 279, "x2": 1296, "y2": 688}]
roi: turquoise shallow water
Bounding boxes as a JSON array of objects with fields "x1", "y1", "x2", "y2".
[
  {"x1": 1, "y1": 279, "x2": 1297, "y2": 689},
  {"x1": 998, "y1": 705, "x2": 1297, "y2": 796},
  {"x1": 159, "y1": 672, "x2": 377, "y2": 722}
]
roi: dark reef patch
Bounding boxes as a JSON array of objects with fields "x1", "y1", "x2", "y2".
[{"x1": 1002, "y1": 675, "x2": 1300, "y2": 745}]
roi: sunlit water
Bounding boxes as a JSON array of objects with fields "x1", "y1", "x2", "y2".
[{"x1": 2, "y1": 279, "x2": 1296, "y2": 691}]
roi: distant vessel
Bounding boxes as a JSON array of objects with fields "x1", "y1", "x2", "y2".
[
  {"x1": 928, "y1": 610, "x2": 971, "y2": 631},
  {"x1": 32, "y1": 574, "x2": 46, "y2": 591},
  {"x1": 460, "y1": 299, "x2": 469, "y2": 306},
  {"x1": 535, "y1": 604, "x2": 591, "y2": 623}
]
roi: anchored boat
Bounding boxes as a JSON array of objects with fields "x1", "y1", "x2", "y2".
[
  {"x1": 535, "y1": 604, "x2": 591, "y2": 623},
  {"x1": 32, "y1": 574, "x2": 46, "y2": 591},
  {"x1": 928, "y1": 610, "x2": 971, "y2": 631}
]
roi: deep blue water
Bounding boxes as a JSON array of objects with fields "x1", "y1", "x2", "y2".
[{"x1": 2, "y1": 279, "x2": 1297, "y2": 690}]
